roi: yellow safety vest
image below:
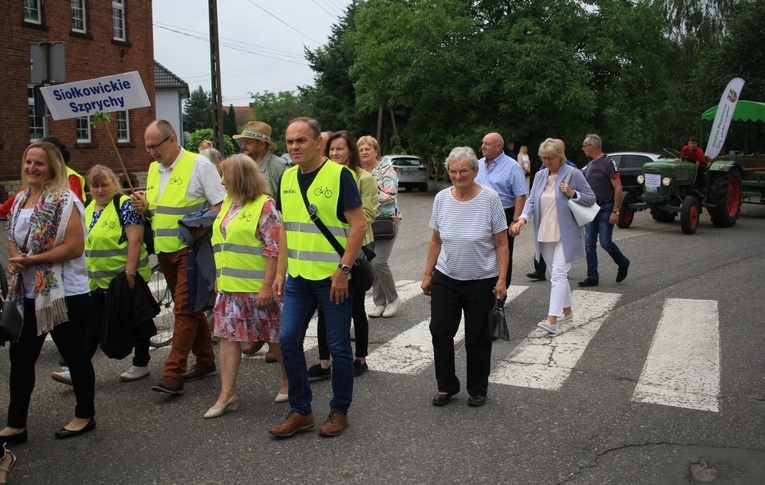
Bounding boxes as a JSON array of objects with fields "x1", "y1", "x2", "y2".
[
  {"x1": 85, "y1": 195, "x2": 151, "y2": 290},
  {"x1": 280, "y1": 161, "x2": 350, "y2": 281},
  {"x1": 146, "y1": 150, "x2": 209, "y2": 253},
  {"x1": 66, "y1": 167, "x2": 86, "y2": 201},
  {"x1": 211, "y1": 194, "x2": 270, "y2": 293}
]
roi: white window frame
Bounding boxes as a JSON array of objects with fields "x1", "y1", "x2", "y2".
[
  {"x1": 71, "y1": 0, "x2": 87, "y2": 33},
  {"x1": 116, "y1": 111, "x2": 130, "y2": 142},
  {"x1": 76, "y1": 116, "x2": 92, "y2": 143},
  {"x1": 112, "y1": 0, "x2": 126, "y2": 41},
  {"x1": 24, "y1": 0, "x2": 42, "y2": 24},
  {"x1": 28, "y1": 86, "x2": 44, "y2": 141}
]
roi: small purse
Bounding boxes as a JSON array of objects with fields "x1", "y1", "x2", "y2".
[
  {"x1": 372, "y1": 216, "x2": 397, "y2": 240},
  {"x1": 563, "y1": 170, "x2": 600, "y2": 227},
  {"x1": 0, "y1": 275, "x2": 23, "y2": 345},
  {"x1": 487, "y1": 298, "x2": 509, "y2": 342}
]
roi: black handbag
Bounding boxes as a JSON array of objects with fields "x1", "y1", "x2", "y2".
[
  {"x1": 487, "y1": 298, "x2": 510, "y2": 342},
  {"x1": 299, "y1": 184, "x2": 376, "y2": 292},
  {"x1": 0, "y1": 275, "x2": 23, "y2": 345},
  {"x1": 372, "y1": 216, "x2": 397, "y2": 240}
]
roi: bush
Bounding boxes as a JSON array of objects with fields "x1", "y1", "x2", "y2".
[{"x1": 186, "y1": 129, "x2": 238, "y2": 157}]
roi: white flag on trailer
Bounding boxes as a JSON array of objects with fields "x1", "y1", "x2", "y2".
[{"x1": 705, "y1": 77, "x2": 745, "y2": 160}]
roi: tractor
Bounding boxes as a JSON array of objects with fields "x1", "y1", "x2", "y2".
[{"x1": 621, "y1": 156, "x2": 742, "y2": 234}]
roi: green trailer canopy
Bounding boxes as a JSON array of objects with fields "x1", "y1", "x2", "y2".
[{"x1": 701, "y1": 100, "x2": 765, "y2": 122}]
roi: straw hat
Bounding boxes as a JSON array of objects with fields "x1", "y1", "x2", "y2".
[{"x1": 233, "y1": 121, "x2": 277, "y2": 150}]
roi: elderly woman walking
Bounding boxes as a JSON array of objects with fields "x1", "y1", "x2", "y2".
[
  {"x1": 511, "y1": 138, "x2": 596, "y2": 335},
  {"x1": 422, "y1": 147, "x2": 509, "y2": 408}
]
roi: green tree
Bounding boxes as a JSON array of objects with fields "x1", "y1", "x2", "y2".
[
  {"x1": 223, "y1": 104, "x2": 237, "y2": 138},
  {"x1": 183, "y1": 86, "x2": 212, "y2": 133},
  {"x1": 248, "y1": 90, "x2": 308, "y2": 153},
  {"x1": 186, "y1": 129, "x2": 237, "y2": 157}
]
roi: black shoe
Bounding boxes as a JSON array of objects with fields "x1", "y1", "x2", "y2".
[
  {"x1": 468, "y1": 395, "x2": 487, "y2": 407},
  {"x1": 0, "y1": 430, "x2": 27, "y2": 447},
  {"x1": 432, "y1": 391, "x2": 458, "y2": 406},
  {"x1": 577, "y1": 278, "x2": 599, "y2": 287},
  {"x1": 54, "y1": 418, "x2": 96, "y2": 440},
  {"x1": 307, "y1": 363, "x2": 331, "y2": 381},
  {"x1": 616, "y1": 261, "x2": 630, "y2": 283},
  {"x1": 526, "y1": 271, "x2": 546, "y2": 281},
  {"x1": 353, "y1": 359, "x2": 368, "y2": 377}
]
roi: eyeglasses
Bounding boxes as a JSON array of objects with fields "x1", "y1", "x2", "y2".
[
  {"x1": 145, "y1": 135, "x2": 172, "y2": 153},
  {"x1": 448, "y1": 169, "x2": 473, "y2": 176}
]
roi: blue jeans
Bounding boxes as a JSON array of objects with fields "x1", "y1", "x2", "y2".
[
  {"x1": 584, "y1": 202, "x2": 629, "y2": 282},
  {"x1": 280, "y1": 276, "x2": 354, "y2": 415}
]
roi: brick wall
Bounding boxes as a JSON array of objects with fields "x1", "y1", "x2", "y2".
[{"x1": 0, "y1": 1, "x2": 156, "y2": 196}]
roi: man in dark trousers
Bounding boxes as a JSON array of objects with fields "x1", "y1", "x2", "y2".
[{"x1": 578, "y1": 134, "x2": 630, "y2": 287}]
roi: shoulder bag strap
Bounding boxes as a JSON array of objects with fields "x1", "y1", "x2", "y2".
[{"x1": 298, "y1": 183, "x2": 345, "y2": 258}]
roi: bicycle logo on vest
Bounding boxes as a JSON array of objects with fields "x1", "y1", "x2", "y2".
[
  {"x1": 237, "y1": 210, "x2": 254, "y2": 222},
  {"x1": 169, "y1": 176, "x2": 184, "y2": 185},
  {"x1": 313, "y1": 186, "x2": 333, "y2": 198}
]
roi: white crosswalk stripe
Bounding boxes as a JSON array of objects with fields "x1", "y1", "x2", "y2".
[
  {"x1": 632, "y1": 298, "x2": 720, "y2": 412},
  {"x1": 368, "y1": 285, "x2": 526, "y2": 374},
  {"x1": 490, "y1": 290, "x2": 621, "y2": 390}
]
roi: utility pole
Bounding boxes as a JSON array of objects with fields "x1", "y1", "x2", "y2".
[{"x1": 208, "y1": 0, "x2": 225, "y2": 154}]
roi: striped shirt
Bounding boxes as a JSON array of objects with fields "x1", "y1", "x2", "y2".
[{"x1": 429, "y1": 185, "x2": 508, "y2": 281}]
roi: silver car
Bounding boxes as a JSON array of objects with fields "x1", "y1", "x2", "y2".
[{"x1": 382, "y1": 155, "x2": 428, "y2": 192}]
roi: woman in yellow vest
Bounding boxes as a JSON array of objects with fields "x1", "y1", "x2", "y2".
[
  {"x1": 206, "y1": 154, "x2": 287, "y2": 418},
  {"x1": 51, "y1": 165, "x2": 152, "y2": 385}
]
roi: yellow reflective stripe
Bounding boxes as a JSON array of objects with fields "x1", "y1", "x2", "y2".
[
  {"x1": 155, "y1": 228, "x2": 179, "y2": 237},
  {"x1": 86, "y1": 248, "x2": 127, "y2": 258},
  {"x1": 155, "y1": 202, "x2": 208, "y2": 215},
  {"x1": 287, "y1": 249, "x2": 341, "y2": 263},
  {"x1": 217, "y1": 267, "x2": 266, "y2": 280}
]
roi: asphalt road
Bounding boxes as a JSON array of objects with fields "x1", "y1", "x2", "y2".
[{"x1": 1, "y1": 186, "x2": 764, "y2": 484}]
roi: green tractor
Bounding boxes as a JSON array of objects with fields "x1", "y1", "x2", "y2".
[{"x1": 625, "y1": 156, "x2": 742, "y2": 234}]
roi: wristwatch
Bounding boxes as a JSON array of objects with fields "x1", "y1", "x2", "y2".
[
  {"x1": 338, "y1": 263, "x2": 351, "y2": 274},
  {"x1": 612, "y1": 211, "x2": 620, "y2": 215}
]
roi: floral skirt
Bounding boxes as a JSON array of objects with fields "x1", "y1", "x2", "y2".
[{"x1": 213, "y1": 291, "x2": 283, "y2": 343}]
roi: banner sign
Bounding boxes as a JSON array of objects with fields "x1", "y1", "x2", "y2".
[
  {"x1": 40, "y1": 71, "x2": 150, "y2": 120},
  {"x1": 705, "y1": 77, "x2": 745, "y2": 159}
]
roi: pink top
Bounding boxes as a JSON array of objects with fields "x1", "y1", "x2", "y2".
[{"x1": 538, "y1": 173, "x2": 561, "y2": 243}]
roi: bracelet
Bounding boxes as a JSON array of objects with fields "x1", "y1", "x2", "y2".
[
  {"x1": 612, "y1": 211, "x2": 619, "y2": 215},
  {"x1": 125, "y1": 271, "x2": 137, "y2": 277}
]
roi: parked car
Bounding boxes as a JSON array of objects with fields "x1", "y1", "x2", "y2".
[
  {"x1": 582, "y1": 151, "x2": 660, "y2": 228},
  {"x1": 382, "y1": 155, "x2": 428, "y2": 192}
]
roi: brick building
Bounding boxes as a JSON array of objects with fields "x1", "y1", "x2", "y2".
[{"x1": 0, "y1": 0, "x2": 156, "y2": 196}]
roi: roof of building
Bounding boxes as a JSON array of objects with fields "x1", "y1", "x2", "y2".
[
  {"x1": 155, "y1": 61, "x2": 189, "y2": 97},
  {"x1": 227, "y1": 106, "x2": 256, "y2": 130}
]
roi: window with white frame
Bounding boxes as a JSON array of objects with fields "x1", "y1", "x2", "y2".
[
  {"x1": 113, "y1": 0, "x2": 125, "y2": 41},
  {"x1": 76, "y1": 116, "x2": 91, "y2": 143},
  {"x1": 71, "y1": 0, "x2": 87, "y2": 33},
  {"x1": 28, "y1": 87, "x2": 44, "y2": 141},
  {"x1": 116, "y1": 111, "x2": 129, "y2": 142},
  {"x1": 24, "y1": 0, "x2": 42, "y2": 24}
]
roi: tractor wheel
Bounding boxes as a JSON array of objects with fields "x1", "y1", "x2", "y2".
[
  {"x1": 651, "y1": 208, "x2": 675, "y2": 223},
  {"x1": 680, "y1": 196, "x2": 700, "y2": 234},
  {"x1": 708, "y1": 171, "x2": 742, "y2": 228},
  {"x1": 617, "y1": 191, "x2": 636, "y2": 228}
]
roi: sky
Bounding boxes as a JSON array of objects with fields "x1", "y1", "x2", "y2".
[{"x1": 152, "y1": 0, "x2": 352, "y2": 106}]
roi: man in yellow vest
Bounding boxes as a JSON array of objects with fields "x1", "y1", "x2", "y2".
[
  {"x1": 269, "y1": 118, "x2": 366, "y2": 438},
  {"x1": 132, "y1": 120, "x2": 226, "y2": 395}
]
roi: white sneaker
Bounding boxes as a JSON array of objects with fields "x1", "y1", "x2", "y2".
[
  {"x1": 382, "y1": 298, "x2": 402, "y2": 318},
  {"x1": 119, "y1": 365, "x2": 150, "y2": 382},
  {"x1": 537, "y1": 320, "x2": 559, "y2": 335},
  {"x1": 558, "y1": 312, "x2": 573, "y2": 324},
  {"x1": 51, "y1": 368, "x2": 72, "y2": 386},
  {"x1": 368, "y1": 305, "x2": 386, "y2": 318}
]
